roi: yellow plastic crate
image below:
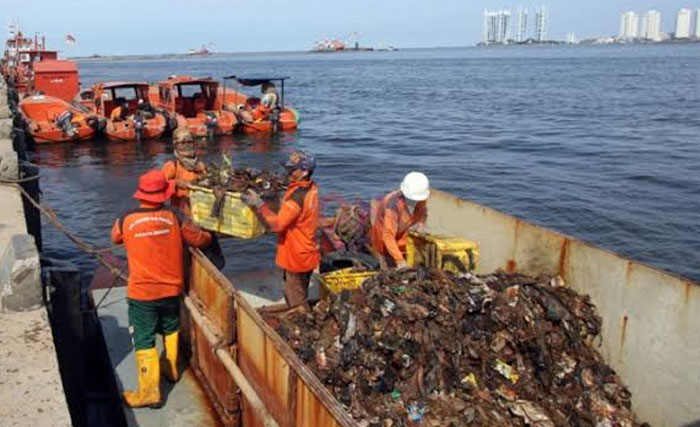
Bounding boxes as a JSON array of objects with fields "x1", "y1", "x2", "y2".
[
  {"x1": 320, "y1": 268, "x2": 378, "y2": 297},
  {"x1": 189, "y1": 185, "x2": 266, "y2": 239},
  {"x1": 406, "y1": 231, "x2": 479, "y2": 273}
]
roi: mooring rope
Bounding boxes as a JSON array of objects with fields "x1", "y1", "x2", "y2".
[{"x1": 0, "y1": 173, "x2": 128, "y2": 309}]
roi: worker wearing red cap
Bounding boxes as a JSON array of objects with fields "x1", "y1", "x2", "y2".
[
  {"x1": 111, "y1": 169, "x2": 212, "y2": 408},
  {"x1": 371, "y1": 172, "x2": 430, "y2": 269},
  {"x1": 242, "y1": 150, "x2": 320, "y2": 312}
]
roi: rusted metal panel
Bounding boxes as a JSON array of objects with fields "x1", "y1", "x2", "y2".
[
  {"x1": 237, "y1": 307, "x2": 293, "y2": 427},
  {"x1": 191, "y1": 249, "x2": 237, "y2": 343},
  {"x1": 295, "y1": 379, "x2": 340, "y2": 427},
  {"x1": 191, "y1": 316, "x2": 240, "y2": 424},
  {"x1": 427, "y1": 190, "x2": 700, "y2": 427}
]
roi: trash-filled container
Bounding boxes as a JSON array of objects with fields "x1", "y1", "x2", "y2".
[
  {"x1": 406, "y1": 231, "x2": 479, "y2": 273},
  {"x1": 189, "y1": 185, "x2": 265, "y2": 239}
]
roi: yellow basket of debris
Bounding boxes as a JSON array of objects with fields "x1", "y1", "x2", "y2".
[
  {"x1": 189, "y1": 185, "x2": 266, "y2": 239},
  {"x1": 406, "y1": 231, "x2": 479, "y2": 273},
  {"x1": 320, "y1": 268, "x2": 378, "y2": 296}
]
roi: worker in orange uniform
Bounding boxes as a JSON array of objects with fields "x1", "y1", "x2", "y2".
[
  {"x1": 162, "y1": 128, "x2": 225, "y2": 269},
  {"x1": 162, "y1": 128, "x2": 206, "y2": 215},
  {"x1": 111, "y1": 169, "x2": 212, "y2": 408},
  {"x1": 371, "y1": 172, "x2": 430, "y2": 269},
  {"x1": 241, "y1": 150, "x2": 320, "y2": 312},
  {"x1": 110, "y1": 98, "x2": 129, "y2": 122}
]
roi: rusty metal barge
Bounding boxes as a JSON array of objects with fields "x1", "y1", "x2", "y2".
[{"x1": 89, "y1": 190, "x2": 700, "y2": 427}]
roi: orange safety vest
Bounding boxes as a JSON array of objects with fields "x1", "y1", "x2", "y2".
[
  {"x1": 370, "y1": 190, "x2": 427, "y2": 262},
  {"x1": 259, "y1": 180, "x2": 320, "y2": 273},
  {"x1": 110, "y1": 204, "x2": 211, "y2": 301}
]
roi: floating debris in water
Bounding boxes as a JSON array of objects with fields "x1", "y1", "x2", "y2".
[{"x1": 265, "y1": 269, "x2": 647, "y2": 426}]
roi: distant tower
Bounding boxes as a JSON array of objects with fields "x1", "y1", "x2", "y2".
[
  {"x1": 675, "y1": 8, "x2": 692, "y2": 38},
  {"x1": 641, "y1": 10, "x2": 662, "y2": 41},
  {"x1": 482, "y1": 9, "x2": 511, "y2": 44},
  {"x1": 498, "y1": 9, "x2": 512, "y2": 43},
  {"x1": 619, "y1": 11, "x2": 639, "y2": 39},
  {"x1": 483, "y1": 10, "x2": 501, "y2": 44},
  {"x1": 534, "y1": 6, "x2": 548, "y2": 42},
  {"x1": 515, "y1": 8, "x2": 528, "y2": 42},
  {"x1": 695, "y1": 9, "x2": 700, "y2": 38}
]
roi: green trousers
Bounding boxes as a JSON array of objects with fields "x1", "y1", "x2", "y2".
[{"x1": 127, "y1": 297, "x2": 180, "y2": 350}]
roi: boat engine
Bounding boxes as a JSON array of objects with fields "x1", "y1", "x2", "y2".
[
  {"x1": 133, "y1": 112, "x2": 145, "y2": 140},
  {"x1": 204, "y1": 112, "x2": 218, "y2": 138},
  {"x1": 56, "y1": 110, "x2": 78, "y2": 139},
  {"x1": 270, "y1": 108, "x2": 280, "y2": 133}
]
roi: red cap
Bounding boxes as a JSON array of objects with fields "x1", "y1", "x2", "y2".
[{"x1": 133, "y1": 170, "x2": 176, "y2": 203}]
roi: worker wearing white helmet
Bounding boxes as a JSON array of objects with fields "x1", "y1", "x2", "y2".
[{"x1": 370, "y1": 172, "x2": 430, "y2": 269}]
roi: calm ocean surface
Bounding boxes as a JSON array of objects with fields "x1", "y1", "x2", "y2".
[{"x1": 31, "y1": 45, "x2": 700, "y2": 282}]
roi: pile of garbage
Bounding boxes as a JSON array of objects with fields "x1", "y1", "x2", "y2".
[
  {"x1": 194, "y1": 154, "x2": 286, "y2": 200},
  {"x1": 265, "y1": 269, "x2": 646, "y2": 427}
]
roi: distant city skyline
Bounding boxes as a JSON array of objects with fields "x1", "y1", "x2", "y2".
[
  {"x1": 2, "y1": 1, "x2": 698, "y2": 55},
  {"x1": 616, "y1": 7, "x2": 700, "y2": 42}
]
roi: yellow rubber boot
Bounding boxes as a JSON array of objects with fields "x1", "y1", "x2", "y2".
[
  {"x1": 123, "y1": 348, "x2": 161, "y2": 408},
  {"x1": 161, "y1": 332, "x2": 180, "y2": 382}
]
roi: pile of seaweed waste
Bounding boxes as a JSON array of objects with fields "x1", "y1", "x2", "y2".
[
  {"x1": 194, "y1": 154, "x2": 286, "y2": 200},
  {"x1": 265, "y1": 269, "x2": 647, "y2": 427}
]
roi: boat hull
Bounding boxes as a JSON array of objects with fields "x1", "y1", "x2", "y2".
[
  {"x1": 19, "y1": 94, "x2": 98, "y2": 143},
  {"x1": 105, "y1": 115, "x2": 167, "y2": 141},
  {"x1": 176, "y1": 111, "x2": 237, "y2": 138}
]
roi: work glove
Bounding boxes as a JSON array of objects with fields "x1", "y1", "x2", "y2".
[
  {"x1": 395, "y1": 260, "x2": 408, "y2": 270},
  {"x1": 241, "y1": 189, "x2": 264, "y2": 208}
]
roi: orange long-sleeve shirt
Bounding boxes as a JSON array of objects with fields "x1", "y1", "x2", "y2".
[
  {"x1": 258, "y1": 180, "x2": 320, "y2": 273},
  {"x1": 111, "y1": 202, "x2": 212, "y2": 301},
  {"x1": 162, "y1": 160, "x2": 206, "y2": 214},
  {"x1": 371, "y1": 190, "x2": 427, "y2": 262}
]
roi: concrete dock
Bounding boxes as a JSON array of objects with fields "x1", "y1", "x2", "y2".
[{"x1": 0, "y1": 77, "x2": 71, "y2": 425}]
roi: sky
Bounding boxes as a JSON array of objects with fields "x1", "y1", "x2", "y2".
[{"x1": 1, "y1": 1, "x2": 696, "y2": 55}]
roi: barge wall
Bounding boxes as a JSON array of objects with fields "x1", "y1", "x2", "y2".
[
  {"x1": 0, "y1": 77, "x2": 71, "y2": 425},
  {"x1": 426, "y1": 189, "x2": 700, "y2": 427}
]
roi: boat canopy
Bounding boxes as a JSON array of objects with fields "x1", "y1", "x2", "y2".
[
  {"x1": 100, "y1": 81, "x2": 149, "y2": 89},
  {"x1": 224, "y1": 76, "x2": 290, "y2": 86}
]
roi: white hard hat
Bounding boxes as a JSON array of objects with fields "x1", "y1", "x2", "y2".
[{"x1": 400, "y1": 172, "x2": 430, "y2": 201}]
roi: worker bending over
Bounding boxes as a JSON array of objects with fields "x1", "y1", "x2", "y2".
[
  {"x1": 110, "y1": 98, "x2": 129, "y2": 122},
  {"x1": 111, "y1": 170, "x2": 212, "y2": 408},
  {"x1": 242, "y1": 150, "x2": 320, "y2": 312},
  {"x1": 253, "y1": 82, "x2": 279, "y2": 121},
  {"x1": 371, "y1": 172, "x2": 430, "y2": 269}
]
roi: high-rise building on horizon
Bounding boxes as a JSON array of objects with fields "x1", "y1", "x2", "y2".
[
  {"x1": 534, "y1": 6, "x2": 548, "y2": 42},
  {"x1": 694, "y1": 9, "x2": 700, "y2": 38},
  {"x1": 641, "y1": 10, "x2": 662, "y2": 41},
  {"x1": 619, "y1": 11, "x2": 639, "y2": 39},
  {"x1": 482, "y1": 9, "x2": 512, "y2": 44},
  {"x1": 675, "y1": 8, "x2": 692, "y2": 38},
  {"x1": 516, "y1": 8, "x2": 528, "y2": 42}
]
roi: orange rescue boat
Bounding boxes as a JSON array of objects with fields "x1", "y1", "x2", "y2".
[
  {"x1": 222, "y1": 76, "x2": 300, "y2": 134},
  {"x1": 19, "y1": 94, "x2": 102, "y2": 143},
  {"x1": 151, "y1": 76, "x2": 237, "y2": 138},
  {"x1": 88, "y1": 82, "x2": 168, "y2": 141}
]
